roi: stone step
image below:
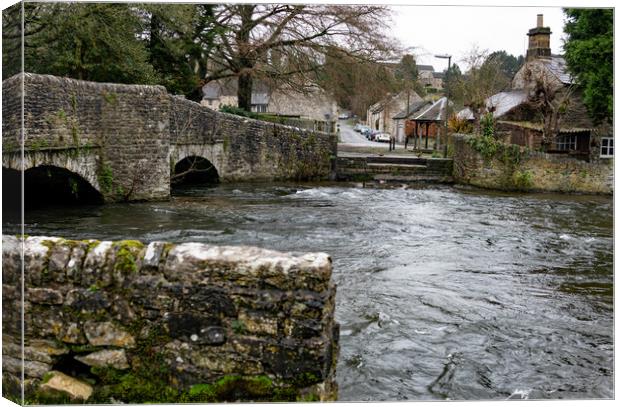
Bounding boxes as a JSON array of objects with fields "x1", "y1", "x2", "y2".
[
  {"x1": 366, "y1": 156, "x2": 428, "y2": 165},
  {"x1": 366, "y1": 163, "x2": 427, "y2": 169}
]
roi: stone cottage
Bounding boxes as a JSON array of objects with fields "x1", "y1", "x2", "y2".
[
  {"x1": 201, "y1": 78, "x2": 338, "y2": 122},
  {"x1": 367, "y1": 90, "x2": 423, "y2": 136},
  {"x1": 457, "y1": 14, "x2": 613, "y2": 161}
]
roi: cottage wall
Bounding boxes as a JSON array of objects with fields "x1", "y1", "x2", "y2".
[{"x1": 268, "y1": 88, "x2": 338, "y2": 121}]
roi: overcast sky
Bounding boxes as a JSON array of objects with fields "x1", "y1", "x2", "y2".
[{"x1": 390, "y1": 5, "x2": 567, "y2": 70}]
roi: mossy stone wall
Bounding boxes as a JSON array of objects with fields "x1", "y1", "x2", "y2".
[
  {"x1": 2, "y1": 235, "x2": 339, "y2": 403},
  {"x1": 452, "y1": 134, "x2": 613, "y2": 194}
]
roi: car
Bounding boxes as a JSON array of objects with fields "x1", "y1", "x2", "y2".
[
  {"x1": 360, "y1": 127, "x2": 372, "y2": 137},
  {"x1": 353, "y1": 123, "x2": 363, "y2": 132},
  {"x1": 374, "y1": 132, "x2": 392, "y2": 143},
  {"x1": 338, "y1": 113, "x2": 349, "y2": 120}
]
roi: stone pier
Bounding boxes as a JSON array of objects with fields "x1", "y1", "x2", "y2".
[{"x1": 2, "y1": 236, "x2": 339, "y2": 403}]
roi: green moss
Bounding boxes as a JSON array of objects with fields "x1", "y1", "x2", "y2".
[
  {"x1": 71, "y1": 123, "x2": 79, "y2": 146},
  {"x1": 112, "y1": 240, "x2": 144, "y2": 274},
  {"x1": 297, "y1": 392, "x2": 321, "y2": 402},
  {"x1": 187, "y1": 375, "x2": 292, "y2": 402},
  {"x1": 57, "y1": 109, "x2": 67, "y2": 120},
  {"x1": 71, "y1": 93, "x2": 78, "y2": 112},
  {"x1": 90, "y1": 325, "x2": 177, "y2": 404},
  {"x1": 293, "y1": 371, "x2": 321, "y2": 387},
  {"x1": 97, "y1": 162, "x2": 114, "y2": 194},
  {"x1": 41, "y1": 372, "x2": 54, "y2": 384},
  {"x1": 231, "y1": 319, "x2": 246, "y2": 334},
  {"x1": 102, "y1": 91, "x2": 118, "y2": 105},
  {"x1": 512, "y1": 169, "x2": 534, "y2": 190}
]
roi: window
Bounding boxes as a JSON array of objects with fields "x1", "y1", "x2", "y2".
[
  {"x1": 556, "y1": 134, "x2": 577, "y2": 151},
  {"x1": 252, "y1": 104, "x2": 267, "y2": 113},
  {"x1": 601, "y1": 137, "x2": 614, "y2": 158}
]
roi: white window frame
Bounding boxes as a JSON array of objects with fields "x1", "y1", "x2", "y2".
[{"x1": 600, "y1": 137, "x2": 614, "y2": 158}]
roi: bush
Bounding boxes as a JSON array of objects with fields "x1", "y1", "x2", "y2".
[
  {"x1": 448, "y1": 115, "x2": 473, "y2": 134},
  {"x1": 219, "y1": 105, "x2": 261, "y2": 119}
]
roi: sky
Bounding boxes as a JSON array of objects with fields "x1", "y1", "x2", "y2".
[{"x1": 390, "y1": 5, "x2": 567, "y2": 70}]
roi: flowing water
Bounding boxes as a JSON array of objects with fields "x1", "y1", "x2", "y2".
[{"x1": 4, "y1": 182, "x2": 614, "y2": 400}]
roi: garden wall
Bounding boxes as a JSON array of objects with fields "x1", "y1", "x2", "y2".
[{"x1": 452, "y1": 134, "x2": 613, "y2": 194}]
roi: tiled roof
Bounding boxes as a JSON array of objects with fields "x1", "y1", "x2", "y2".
[
  {"x1": 542, "y1": 56, "x2": 574, "y2": 85},
  {"x1": 497, "y1": 120, "x2": 593, "y2": 133},
  {"x1": 392, "y1": 100, "x2": 431, "y2": 119},
  {"x1": 416, "y1": 65, "x2": 435, "y2": 72},
  {"x1": 412, "y1": 97, "x2": 449, "y2": 122},
  {"x1": 457, "y1": 90, "x2": 528, "y2": 120}
]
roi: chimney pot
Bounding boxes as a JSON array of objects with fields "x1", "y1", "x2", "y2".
[{"x1": 537, "y1": 14, "x2": 543, "y2": 28}]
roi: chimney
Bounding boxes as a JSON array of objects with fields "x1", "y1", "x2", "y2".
[{"x1": 527, "y1": 14, "x2": 552, "y2": 61}]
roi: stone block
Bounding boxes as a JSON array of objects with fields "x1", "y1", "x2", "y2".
[
  {"x1": 39, "y1": 371, "x2": 93, "y2": 401},
  {"x1": 75, "y1": 349, "x2": 130, "y2": 370},
  {"x1": 83, "y1": 321, "x2": 135, "y2": 348},
  {"x1": 28, "y1": 288, "x2": 64, "y2": 305}
]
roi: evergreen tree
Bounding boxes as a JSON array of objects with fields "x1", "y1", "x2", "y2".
[
  {"x1": 23, "y1": 3, "x2": 157, "y2": 84},
  {"x1": 563, "y1": 8, "x2": 613, "y2": 125}
]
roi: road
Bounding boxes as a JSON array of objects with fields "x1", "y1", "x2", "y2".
[
  {"x1": 337, "y1": 120, "x2": 404, "y2": 149},
  {"x1": 338, "y1": 120, "x2": 386, "y2": 146}
]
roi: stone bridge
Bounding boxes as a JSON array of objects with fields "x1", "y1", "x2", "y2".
[{"x1": 2, "y1": 74, "x2": 337, "y2": 204}]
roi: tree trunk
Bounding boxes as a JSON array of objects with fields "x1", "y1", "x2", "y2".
[
  {"x1": 235, "y1": 5, "x2": 255, "y2": 111},
  {"x1": 238, "y1": 72, "x2": 253, "y2": 111}
]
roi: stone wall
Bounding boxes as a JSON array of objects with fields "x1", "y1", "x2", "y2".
[
  {"x1": 2, "y1": 235, "x2": 339, "y2": 404},
  {"x1": 170, "y1": 96, "x2": 337, "y2": 182},
  {"x1": 452, "y1": 134, "x2": 613, "y2": 194},
  {"x1": 1, "y1": 74, "x2": 22, "y2": 151},
  {"x1": 2, "y1": 73, "x2": 338, "y2": 202}
]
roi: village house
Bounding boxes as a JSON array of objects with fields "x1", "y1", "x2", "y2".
[
  {"x1": 201, "y1": 78, "x2": 339, "y2": 123},
  {"x1": 366, "y1": 90, "x2": 423, "y2": 136},
  {"x1": 417, "y1": 65, "x2": 444, "y2": 90},
  {"x1": 458, "y1": 14, "x2": 613, "y2": 161}
]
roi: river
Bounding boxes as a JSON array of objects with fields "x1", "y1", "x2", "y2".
[{"x1": 3, "y1": 182, "x2": 613, "y2": 401}]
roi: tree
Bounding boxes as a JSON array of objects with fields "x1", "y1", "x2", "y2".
[
  {"x1": 443, "y1": 63, "x2": 463, "y2": 108},
  {"x1": 484, "y1": 51, "x2": 524, "y2": 79},
  {"x1": 204, "y1": 4, "x2": 396, "y2": 111},
  {"x1": 563, "y1": 8, "x2": 613, "y2": 125},
  {"x1": 140, "y1": 3, "x2": 219, "y2": 100},
  {"x1": 522, "y1": 65, "x2": 574, "y2": 150},
  {"x1": 319, "y1": 48, "x2": 400, "y2": 119},
  {"x1": 454, "y1": 47, "x2": 512, "y2": 129},
  {"x1": 19, "y1": 2, "x2": 157, "y2": 84}
]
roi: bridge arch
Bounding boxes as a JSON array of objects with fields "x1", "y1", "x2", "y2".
[
  {"x1": 172, "y1": 155, "x2": 220, "y2": 185},
  {"x1": 169, "y1": 143, "x2": 225, "y2": 186},
  {"x1": 2, "y1": 150, "x2": 104, "y2": 208}
]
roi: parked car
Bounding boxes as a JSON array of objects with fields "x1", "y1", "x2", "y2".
[
  {"x1": 353, "y1": 123, "x2": 363, "y2": 132},
  {"x1": 360, "y1": 127, "x2": 372, "y2": 137},
  {"x1": 374, "y1": 132, "x2": 392, "y2": 143},
  {"x1": 367, "y1": 129, "x2": 381, "y2": 141},
  {"x1": 338, "y1": 113, "x2": 349, "y2": 120}
]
